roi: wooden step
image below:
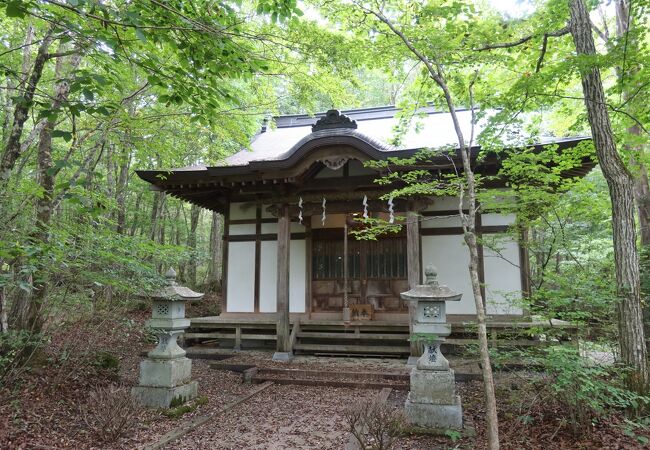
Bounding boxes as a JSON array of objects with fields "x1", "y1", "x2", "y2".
[
  {"x1": 293, "y1": 343, "x2": 409, "y2": 354},
  {"x1": 257, "y1": 367, "x2": 409, "y2": 381},
  {"x1": 444, "y1": 338, "x2": 547, "y2": 347},
  {"x1": 185, "y1": 332, "x2": 276, "y2": 340},
  {"x1": 251, "y1": 375, "x2": 409, "y2": 390},
  {"x1": 297, "y1": 331, "x2": 410, "y2": 340}
]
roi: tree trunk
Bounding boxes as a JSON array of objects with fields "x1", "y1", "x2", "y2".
[
  {"x1": 2, "y1": 24, "x2": 34, "y2": 145},
  {"x1": 0, "y1": 29, "x2": 54, "y2": 180},
  {"x1": 569, "y1": 0, "x2": 649, "y2": 390},
  {"x1": 207, "y1": 212, "x2": 223, "y2": 292},
  {"x1": 173, "y1": 204, "x2": 185, "y2": 281},
  {"x1": 0, "y1": 284, "x2": 7, "y2": 333},
  {"x1": 187, "y1": 204, "x2": 201, "y2": 287},
  {"x1": 615, "y1": 0, "x2": 650, "y2": 353},
  {"x1": 22, "y1": 49, "x2": 82, "y2": 332},
  {"x1": 149, "y1": 191, "x2": 163, "y2": 241},
  {"x1": 115, "y1": 146, "x2": 131, "y2": 235},
  {"x1": 130, "y1": 192, "x2": 143, "y2": 237},
  {"x1": 368, "y1": 8, "x2": 500, "y2": 448}
]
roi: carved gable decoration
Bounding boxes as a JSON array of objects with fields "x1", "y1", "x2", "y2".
[
  {"x1": 311, "y1": 109, "x2": 358, "y2": 132},
  {"x1": 320, "y1": 157, "x2": 349, "y2": 170}
]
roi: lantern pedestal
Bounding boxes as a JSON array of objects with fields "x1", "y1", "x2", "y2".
[
  {"x1": 132, "y1": 380, "x2": 198, "y2": 410},
  {"x1": 404, "y1": 342, "x2": 463, "y2": 429},
  {"x1": 400, "y1": 266, "x2": 463, "y2": 430},
  {"x1": 132, "y1": 268, "x2": 203, "y2": 408},
  {"x1": 404, "y1": 395, "x2": 463, "y2": 430}
]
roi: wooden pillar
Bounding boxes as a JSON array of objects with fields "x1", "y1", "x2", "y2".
[
  {"x1": 275, "y1": 204, "x2": 292, "y2": 358},
  {"x1": 406, "y1": 207, "x2": 421, "y2": 357}
]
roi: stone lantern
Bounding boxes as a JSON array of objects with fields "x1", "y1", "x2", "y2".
[
  {"x1": 132, "y1": 268, "x2": 203, "y2": 408},
  {"x1": 400, "y1": 265, "x2": 463, "y2": 429}
]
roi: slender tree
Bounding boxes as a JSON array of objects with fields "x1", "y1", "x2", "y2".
[
  {"x1": 352, "y1": 3, "x2": 501, "y2": 448},
  {"x1": 568, "y1": 0, "x2": 648, "y2": 390}
]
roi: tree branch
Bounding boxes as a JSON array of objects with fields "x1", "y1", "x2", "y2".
[{"x1": 476, "y1": 26, "x2": 569, "y2": 52}]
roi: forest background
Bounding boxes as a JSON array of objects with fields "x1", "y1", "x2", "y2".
[{"x1": 0, "y1": 0, "x2": 649, "y2": 447}]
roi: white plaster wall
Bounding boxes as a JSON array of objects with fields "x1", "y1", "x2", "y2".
[
  {"x1": 483, "y1": 237, "x2": 523, "y2": 316},
  {"x1": 229, "y1": 224, "x2": 256, "y2": 235},
  {"x1": 226, "y1": 241, "x2": 255, "y2": 312},
  {"x1": 481, "y1": 213, "x2": 516, "y2": 226},
  {"x1": 421, "y1": 235, "x2": 476, "y2": 315},
  {"x1": 258, "y1": 240, "x2": 307, "y2": 313},
  {"x1": 261, "y1": 204, "x2": 274, "y2": 219},
  {"x1": 261, "y1": 222, "x2": 277, "y2": 234},
  {"x1": 291, "y1": 222, "x2": 305, "y2": 233},
  {"x1": 424, "y1": 195, "x2": 468, "y2": 211},
  {"x1": 420, "y1": 214, "x2": 462, "y2": 228},
  {"x1": 290, "y1": 240, "x2": 307, "y2": 313},
  {"x1": 229, "y1": 202, "x2": 256, "y2": 220},
  {"x1": 259, "y1": 241, "x2": 277, "y2": 312}
]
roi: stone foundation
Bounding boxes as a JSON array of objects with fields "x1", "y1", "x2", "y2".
[
  {"x1": 405, "y1": 393, "x2": 463, "y2": 429},
  {"x1": 132, "y1": 381, "x2": 198, "y2": 409},
  {"x1": 408, "y1": 368, "x2": 457, "y2": 405},
  {"x1": 139, "y1": 357, "x2": 192, "y2": 387}
]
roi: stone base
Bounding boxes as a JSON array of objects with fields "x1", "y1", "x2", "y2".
[
  {"x1": 272, "y1": 351, "x2": 293, "y2": 362},
  {"x1": 139, "y1": 357, "x2": 192, "y2": 387},
  {"x1": 409, "y1": 368, "x2": 457, "y2": 405},
  {"x1": 405, "y1": 394, "x2": 463, "y2": 429},
  {"x1": 132, "y1": 381, "x2": 198, "y2": 408}
]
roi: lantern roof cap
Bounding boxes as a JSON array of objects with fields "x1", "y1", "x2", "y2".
[
  {"x1": 151, "y1": 268, "x2": 204, "y2": 301},
  {"x1": 400, "y1": 265, "x2": 462, "y2": 302}
]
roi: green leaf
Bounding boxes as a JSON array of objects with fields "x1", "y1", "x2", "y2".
[
  {"x1": 52, "y1": 130, "x2": 73, "y2": 142},
  {"x1": 6, "y1": 1, "x2": 26, "y2": 18},
  {"x1": 135, "y1": 28, "x2": 147, "y2": 42}
]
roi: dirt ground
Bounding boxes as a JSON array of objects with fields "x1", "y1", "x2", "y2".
[{"x1": 1, "y1": 308, "x2": 648, "y2": 449}]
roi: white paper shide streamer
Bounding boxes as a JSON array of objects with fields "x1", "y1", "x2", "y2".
[
  {"x1": 298, "y1": 197, "x2": 303, "y2": 224},
  {"x1": 388, "y1": 196, "x2": 394, "y2": 224},
  {"x1": 362, "y1": 195, "x2": 368, "y2": 219},
  {"x1": 321, "y1": 197, "x2": 327, "y2": 226}
]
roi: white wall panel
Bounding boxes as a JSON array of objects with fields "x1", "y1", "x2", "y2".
[
  {"x1": 481, "y1": 213, "x2": 516, "y2": 226},
  {"x1": 226, "y1": 241, "x2": 255, "y2": 312},
  {"x1": 229, "y1": 202, "x2": 256, "y2": 220},
  {"x1": 261, "y1": 222, "x2": 304, "y2": 234},
  {"x1": 421, "y1": 235, "x2": 476, "y2": 315},
  {"x1": 420, "y1": 214, "x2": 462, "y2": 228},
  {"x1": 424, "y1": 196, "x2": 468, "y2": 211},
  {"x1": 483, "y1": 238, "x2": 523, "y2": 315},
  {"x1": 261, "y1": 222, "x2": 278, "y2": 234},
  {"x1": 259, "y1": 241, "x2": 277, "y2": 312},
  {"x1": 290, "y1": 240, "x2": 307, "y2": 313},
  {"x1": 258, "y1": 240, "x2": 307, "y2": 313},
  {"x1": 229, "y1": 224, "x2": 256, "y2": 235},
  {"x1": 261, "y1": 204, "x2": 274, "y2": 218}
]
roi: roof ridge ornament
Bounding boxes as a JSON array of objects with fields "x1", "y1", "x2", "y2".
[{"x1": 312, "y1": 109, "x2": 358, "y2": 132}]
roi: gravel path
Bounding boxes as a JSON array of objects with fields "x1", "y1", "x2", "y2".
[
  {"x1": 123, "y1": 363, "x2": 256, "y2": 449},
  {"x1": 165, "y1": 384, "x2": 373, "y2": 450}
]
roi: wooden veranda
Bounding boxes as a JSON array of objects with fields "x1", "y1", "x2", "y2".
[{"x1": 185, "y1": 316, "x2": 579, "y2": 357}]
